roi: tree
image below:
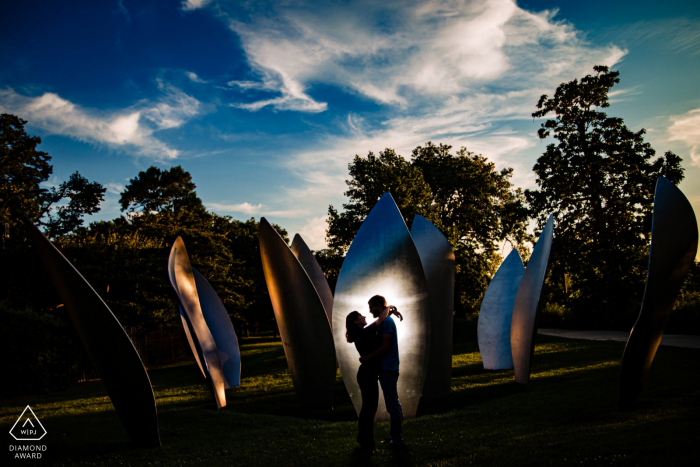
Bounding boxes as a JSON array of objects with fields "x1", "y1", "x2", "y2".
[
  {"x1": 0, "y1": 114, "x2": 105, "y2": 236},
  {"x1": 526, "y1": 65, "x2": 685, "y2": 328},
  {"x1": 327, "y1": 144, "x2": 531, "y2": 313},
  {"x1": 0, "y1": 114, "x2": 105, "y2": 313}
]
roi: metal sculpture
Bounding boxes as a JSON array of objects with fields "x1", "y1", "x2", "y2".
[
  {"x1": 291, "y1": 234, "x2": 333, "y2": 326},
  {"x1": 410, "y1": 215, "x2": 455, "y2": 399},
  {"x1": 258, "y1": 218, "x2": 336, "y2": 410},
  {"x1": 477, "y1": 249, "x2": 524, "y2": 370},
  {"x1": 619, "y1": 177, "x2": 698, "y2": 410},
  {"x1": 510, "y1": 214, "x2": 554, "y2": 385},
  {"x1": 192, "y1": 267, "x2": 241, "y2": 388},
  {"x1": 22, "y1": 217, "x2": 161, "y2": 448},
  {"x1": 168, "y1": 237, "x2": 227, "y2": 408},
  {"x1": 333, "y1": 193, "x2": 431, "y2": 422}
]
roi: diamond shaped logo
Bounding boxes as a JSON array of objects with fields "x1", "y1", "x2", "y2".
[{"x1": 9, "y1": 406, "x2": 46, "y2": 441}]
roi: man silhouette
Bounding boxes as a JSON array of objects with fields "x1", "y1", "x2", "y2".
[{"x1": 360, "y1": 294, "x2": 403, "y2": 447}]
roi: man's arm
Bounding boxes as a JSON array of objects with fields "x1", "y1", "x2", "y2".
[{"x1": 359, "y1": 333, "x2": 393, "y2": 363}]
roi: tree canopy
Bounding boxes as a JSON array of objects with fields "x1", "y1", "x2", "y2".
[
  {"x1": 527, "y1": 65, "x2": 685, "y2": 327},
  {"x1": 327, "y1": 143, "x2": 531, "y2": 313}
]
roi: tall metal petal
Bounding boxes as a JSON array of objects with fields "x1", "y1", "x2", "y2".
[
  {"x1": 333, "y1": 193, "x2": 431, "y2": 422},
  {"x1": 168, "y1": 237, "x2": 227, "y2": 409},
  {"x1": 258, "y1": 218, "x2": 336, "y2": 410},
  {"x1": 511, "y1": 214, "x2": 554, "y2": 385},
  {"x1": 619, "y1": 177, "x2": 698, "y2": 410},
  {"x1": 180, "y1": 307, "x2": 205, "y2": 378},
  {"x1": 192, "y1": 267, "x2": 241, "y2": 388},
  {"x1": 478, "y1": 249, "x2": 524, "y2": 370},
  {"x1": 22, "y1": 218, "x2": 160, "y2": 448},
  {"x1": 410, "y1": 215, "x2": 455, "y2": 400},
  {"x1": 291, "y1": 234, "x2": 333, "y2": 326}
]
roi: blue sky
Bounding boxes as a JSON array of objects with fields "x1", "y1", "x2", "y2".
[{"x1": 1, "y1": 0, "x2": 698, "y2": 251}]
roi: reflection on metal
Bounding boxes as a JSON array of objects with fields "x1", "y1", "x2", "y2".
[
  {"x1": 333, "y1": 193, "x2": 431, "y2": 422},
  {"x1": 168, "y1": 237, "x2": 227, "y2": 409},
  {"x1": 259, "y1": 218, "x2": 336, "y2": 410},
  {"x1": 22, "y1": 217, "x2": 161, "y2": 448},
  {"x1": 510, "y1": 214, "x2": 554, "y2": 385},
  {"x1": 410, "y1": 215, "x2": 454, "y2": 400},
  {"x1": 478, "y1": 249, "x2": 524, "y2": 370},
  {"x1": 192, "y1": 267, "x2": 241, "y2": 388},
  {"x1": 291, "y1": 234, "x2": 333, "y2": 326},
  {"x1": 180, "y1": 307, "x2": 205, "y2": 377},
  {"x1": 619, "y1": 177, "x2": 698, "y2": 410}
]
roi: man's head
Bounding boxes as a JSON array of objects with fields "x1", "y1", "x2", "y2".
[{"x1": 368, "y1": 295, "x2": 387, "y2": 317}]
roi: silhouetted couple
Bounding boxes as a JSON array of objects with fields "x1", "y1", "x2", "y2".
[{"x1": 345, "y1": 295, "x2": 403, "y2": 450}]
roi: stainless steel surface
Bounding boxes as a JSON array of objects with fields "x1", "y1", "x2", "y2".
[
  {"x1": 333, "y1": 193, "x2": 431, "y2": 422},
  {"x1": 23, "y1": 217, "x2": 160, "y2": 448},
  {"x1": 291, "y1": 234, "x2": 333, "y2": 326},
  {"x1": 258, "y1": 218, "x2": 336, "y2": 410},
  {"x1": 619, "y1": 177, "x2": 698, "y2": 410},
  {"x1": 510, "y1": 214, "x2": 554, "y2": 385},
  {"x1": 192, "y1": 267, "x2": 241, "y2": 388},
  {"x1": 180, "y1": 307, "x2": 205, "y2": 377},
  {"x1": 478, "y1": 249, "x2": 524, "y2": 370},
  {"x1": 168, "y1": 237, "x2": 227, "y2": 409},
  {"x1": 410, "y1": 215, "x2": 455, "y2": 399}
]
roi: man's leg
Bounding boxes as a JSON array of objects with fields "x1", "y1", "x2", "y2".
[
  {"x1": 357, "y1": 368, "x2": 379, "y2": 447},
  {"x1": 379, "y1": 370, "x2": 403, "y2": 444}
]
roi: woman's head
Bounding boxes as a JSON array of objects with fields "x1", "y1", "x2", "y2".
[{"x1": 345, "y1": 311, "x2": 365, "y2": 343}]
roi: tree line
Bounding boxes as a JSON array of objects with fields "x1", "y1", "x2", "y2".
[{"x1": 1, "y1": 65, "x2": 697, "y2": 341}]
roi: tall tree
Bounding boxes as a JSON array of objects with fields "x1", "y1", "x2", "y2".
[
  {"x1": 1, "y1": 114, "x2": 105, "y2": 313},
  {"x1": 526, "y1": 65, "x2": 685, "y2": 327},
  {"x1": 327, "y1": 144, "x2": 530, "y2": 313}
]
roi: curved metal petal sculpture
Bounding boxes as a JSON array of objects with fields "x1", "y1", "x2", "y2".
[
  {"x1": 22, "y1": 218, "x2": 161, "y2": 448},
  {"x1": 192, "y1": 267, "x2": 241, "y2": 388},
  {"x1": 478, "y1": 249, "x2": 524, "y2": 370},
  {"x1": 168, "y1": 237, "x2": 227, "y2": 408},
  {"x1": 180, "y1": 306, "x2": 205, "y2": 378},
  {"x1": 619, "y1": 177, "x2": 698, "y2": 410},
  {"x1": 410, "y1": 215, "x2": 455, "y2": 400},
  {"x1": 258, "y1": 218, "x2": 336, "y2": 410},
  {"x1": 511, "y1": 214, "x2": 554, "y2": 385},
  {"x1": 333, "y1": 193, "x2": 431, "y2": 422},
  {"x1": 291, "y1": 234, "x2": 333, "y2": 326}
]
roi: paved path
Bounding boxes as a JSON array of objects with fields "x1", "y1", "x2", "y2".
[{"x1": 538, "y1": 328, "x2": 700, "y2": 349}]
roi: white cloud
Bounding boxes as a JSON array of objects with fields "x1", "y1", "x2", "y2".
[
  {"x1": 205, "y1": 0, "x2": 628, "y2": 248},
  {"x1": 105, "y1": 182, "x2": 125, "y2": 195},
  {"x1": 207, "y1": 201, "x2": 308, "y2": 218},
  {"x1": 297, "y1": 216, "x2": 329, "y2": 250},
  {"x1": 186, "y1": 71, "x2": 207, "y2": 84},
  {"x1": 0, "y1": 84, "x2": 202, "y2": 160},
  {"x1": 223, "y1": 0, "x2": 624, "y2": 113},
  {"x1": 208, "y1": 201, "x2": 263, "y2": 215},
  {"x1": 668, "y1": 108, "x2": 700, "y2": 165},
  {"x1": 181, "y1": 0, "x2": 212, "y2": 12}
]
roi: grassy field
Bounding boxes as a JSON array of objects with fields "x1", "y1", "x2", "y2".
[{"x1": 2, "y1": 319, "x2": 699, "y2": 466}]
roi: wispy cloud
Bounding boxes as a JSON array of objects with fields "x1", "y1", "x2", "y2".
[
  {"x1": 186, "y1": 71, "x2": 207, "y2": 84},
  {"x1": 668, "y1": 108, "x2": 700, "y2": 165},
  {"x1": 222, "y1": 0, "x2": 624, "y2": 114},
  {"x1": 0, "y1": 83, "x2": 201, "y2": 160},
  {"x1": 200, "y1": 0, "x2": 627, "y2": 247},
  {"x1": 609, "y1": 18, "x2": 700, "y2": 55},
  {"x1": 181, "y1": 0, "x2": 213, "y2": 12},
  {"x1": 297, "y1": 216, "x2": 329, "y2": 250},
  {"x1": 105, "y1": 182, "x2": 125, "y2": 195},
  {"x1": 207, "y1": 201, "x2": 308, "y2": 218}
]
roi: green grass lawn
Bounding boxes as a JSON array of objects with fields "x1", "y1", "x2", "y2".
[{"x1": 2, "y1": 319, "x2": 699, "y2": 466}]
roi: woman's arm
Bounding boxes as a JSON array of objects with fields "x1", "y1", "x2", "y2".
[
  {"x1": 373, "y1": 305, "x2": 396, "y2": 327},
  {"x1": 359, "y1": 333, "x2": 393, "y2": 363}
]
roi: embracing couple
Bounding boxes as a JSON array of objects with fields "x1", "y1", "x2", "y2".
[{"x1": 345, "y1": 295, "x2": 404, "y2": 450}]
